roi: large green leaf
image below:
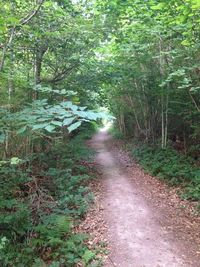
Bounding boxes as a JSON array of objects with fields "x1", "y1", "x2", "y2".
[
  {"x1": 51, "y1": 121, "x2": 63, "y2": 127},
  {"x1": 45, "y1": 124, "x2": 56, "y2": 133},
  {"x1": 62, "y1": 117, "x2": 76, "y2": 126},
  {"x1": 32, "y1": 123, "x2": 49, "y2": 130},
  {"x1": 67, "y1": 121, "x2": 82, "y2": 133}
]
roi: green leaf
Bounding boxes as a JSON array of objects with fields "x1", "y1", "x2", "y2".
[
  {"x1": 85, "y1": 111, "x2": 98, "y2": 120},
  {"x1": 151, "y1": 3, "x2": 165, "y2": 10},
  {"x1": 82, "y1": 250, "x2": 95, "y2": 264},
  {"x1": 68, "y1": 121, "x2": 82, "y2": 133},
  {"x1": 17, "y1": 126, "x2": 27, "y2": 134},
  {"x1": 60, "y1": 89, "x2": 67, "y2": 95},
  {"x1": 51, "y1": 120, "x2": 63, "y2": 127},
  {"x1": 10, "y1": 157, "x2": 21, "y2": 165},
  {"x1": 63, "y1": 117, "x2": 76, "y2": 126},
  {"x1": 79, "y1": 106, "x2": 87, "y2": 111},
  {"x1": 45, "y1": 124, "x2": 56, "y2": 132},
  {"x1": 0, "y1": 160, "x2": 8, "y2": 167},
  {"x1": 32, "y1": 123, "x2": 48, "y2": 130}
]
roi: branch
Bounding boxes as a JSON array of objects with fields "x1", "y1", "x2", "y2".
[
  {"x1": 42, "y1": 62, "x2": 80, "y2": 84},
  {"x1": 0, "y1": 27, "x2": 15, "y2": 72},
  {"x1": 189, "y1": 91, "x2": 200, "y2": 112},
  {"x1": 20, "y1": 0, "x2": 45, "y2": 25},
  {"x1": 42, "y1": 48, "x2": 93, "y2": 84}
]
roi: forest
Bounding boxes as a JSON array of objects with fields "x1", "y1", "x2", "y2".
[{"x1": 0, "y1": 0, "x2": 200, "y2": 266}]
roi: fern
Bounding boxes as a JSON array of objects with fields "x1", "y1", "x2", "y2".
[{"x1": 132, "y1": 144, "x2": 200, "y2": 200}]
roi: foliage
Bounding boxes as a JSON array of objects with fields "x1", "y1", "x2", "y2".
[
  {"x1": 132, "y1": 144, "x2": 200, "y2": 201},
  {"x1": 1, "y1": 0, "x2": 200, "y2": 264},
  {"x1": 96, "y1": 0, "x2": 200, "y2": 205},
  {"x1": 0, "y1": 127, "x2": 100, "y2": 266},
  {"x1": 1, "y1": 98, "x2": 112, "y2": 138},
  {"x1": 108, "y1": 126, "x2": 125, "y2": 140},
  {"x1": 0, "y1": 0, "x2": 108, "y2": 266},
  {"x1": 97, "y1": 0, "x2": 200, "y2": 150}
]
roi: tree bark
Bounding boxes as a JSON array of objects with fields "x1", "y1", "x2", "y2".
[{"x1": 33, "y1": 46, "x2": 47, "y2": 99}]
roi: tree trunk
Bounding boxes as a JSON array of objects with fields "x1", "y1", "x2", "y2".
[{"x1": 33, "y1": 46, "x2": 47, "y2": 99}]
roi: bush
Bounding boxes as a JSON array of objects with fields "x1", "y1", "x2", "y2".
[
  {"x1": 0, "y1": 127, "x2": 99, "y2": 266},
  {"x1": 132, "y1": 144, "x2": 200, "y2": 200},
  {"x1": 109, "y1": 127, "x2": 125, "y2": 139}
]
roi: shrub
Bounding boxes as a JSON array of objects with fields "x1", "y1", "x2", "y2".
[
  {"x1": 132, "y1": 144, "x2": 200, "y2": 200},
  {"x1": 0, "y1": 127, "x2": 99, "y2": 266}
]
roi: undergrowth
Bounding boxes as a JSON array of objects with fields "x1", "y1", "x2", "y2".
[
  {"x1": 131, "y1": 144, "x2": 200, "y2": 202},
  {"x1": 0, "y1": 125, "x2": 102, "y2": 267},
  {"x1": 108, "y1": 127, "x2": 125, "y2": 140}
]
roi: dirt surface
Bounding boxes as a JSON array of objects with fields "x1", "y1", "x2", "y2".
[{"x1": 89, "y1": 130, "x2": 200, "y2": 267}]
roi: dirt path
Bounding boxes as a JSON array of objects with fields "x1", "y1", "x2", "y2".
[{"x1": 89, "y1": 130, "x2": 200, "y2": 267}]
